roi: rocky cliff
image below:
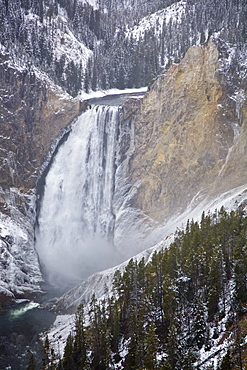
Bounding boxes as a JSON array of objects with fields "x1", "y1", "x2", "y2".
[
  {"x1": 0, "y1": 51, "x2": 83, "y2": 304},
  {"x1": 120, "y1": 38, "x2": 247, "y2": 225},
  {"x1": 0, "y1": 54, "x2": 82, "y2": 192}
]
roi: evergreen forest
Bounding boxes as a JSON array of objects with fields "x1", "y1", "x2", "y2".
[
  {"x1": 36, "y1": 206, "x2": 247, "y2": 370},
  {"x1": 1, "y1": 0, "x2": 246, "y2": 96}
]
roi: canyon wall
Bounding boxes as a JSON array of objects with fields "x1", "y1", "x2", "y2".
[
  {"x1": 0, "y1": 56, "x2": 82, "y2": 192},
  {"x1": 0, "y1": 54, "x2": 83, "y2": 304},
  {"x1": 120, "y1": 39, "x2": 247, "y2": 224}
]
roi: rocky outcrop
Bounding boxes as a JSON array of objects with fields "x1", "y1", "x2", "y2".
[
  {"x1": 0, "y1": 55, "x2": 82, "y2": 192},
  {"x1": 0, "y1": 54, "x2": 83, "y2": 304},
  {"x1": 121, "y1": 38, "x2": 247, "y2": 223},
  {"x1": 0, "y1": 188, "x2": 42, "y2": 305}
]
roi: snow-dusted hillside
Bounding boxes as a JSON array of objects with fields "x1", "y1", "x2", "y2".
[
  {"x1": 44, "y1": 183, "x2": 247, "y2": 366},
  {"x1": 1, "y1": 0, "x2": 245, "y2": 94},
  {"x1": 0, "y1": 1, "x2": 93, "y2": 96},
  {"x1": 22, "y1": 8, "x2": 92, "y2": 69},
  {"x1": 126, "y1": 1, "x2": 187, "y2": 42},
  {"x1": 78, "y1": 0, "x2": 98, "y2": 9}
]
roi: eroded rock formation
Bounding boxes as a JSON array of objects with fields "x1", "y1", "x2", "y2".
[
  {"x1": 121, "y1": 39, "x2": 247, "y2": 223},
  {"x1": 0, "y1": 57, "x2": 82, "y2": 192}
]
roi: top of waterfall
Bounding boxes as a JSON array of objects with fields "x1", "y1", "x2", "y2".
[
  {"x1": 88, "y1": 91, "x2": 146, "y2": 107},
  {"x1": 79, "y1": 87, "x2": 148, "y2": 107}
]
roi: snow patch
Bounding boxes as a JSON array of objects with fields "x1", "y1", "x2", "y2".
[
  {"x1": 77, "y1": 0, "x2": 98, "y2": 10},
  {"x1": 53, "y1": 23, "x2": 92, "y2": 70},
  {"x1": 78, "y1": 86, "x2": 148, "y2": 100},
  {"x1": 230, "y1": 88, "x2": 246, "y2": 120},
  {"x1": 42, "y1": 314, "x2": 76, "y2": 358},
  {"x1": 24, "y1": 9, "x2": 92, "y2": 70},
  {"x1": 217, "y1": 122, "x2": 241, "y2": 177}
]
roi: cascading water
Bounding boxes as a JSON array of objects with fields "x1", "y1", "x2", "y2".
[{"x1": 35, "y1": 105, "x2": 123, "y2": 287}]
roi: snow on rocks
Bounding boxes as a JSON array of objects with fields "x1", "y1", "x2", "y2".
[
  {"x1": 42, "y1": 314, "x2": 76, "y2": 358},
  {"x1": 77, "y1": 0, "x2": 99, "y2": 10},
  {"x1": 52, "y1": 19, "x2": 92, "y2": 71},
  {"x1": 78, "y1": 86, "x2": 148, "y2": 101},
  {"x1": 23, "y1": 8, "x2": 92, "y2": 72},
  {"x1": 0, "y1": 187, "x2": 43, "y2": 300}
]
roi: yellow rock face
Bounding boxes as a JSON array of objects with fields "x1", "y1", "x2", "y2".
[{"x1": 123, "y1": 39, "x2": 247, "y2": 222}]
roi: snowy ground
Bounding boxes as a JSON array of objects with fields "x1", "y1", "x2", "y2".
[{"x1": 78, "y1": 86, "x2": 148, "y2": 101}]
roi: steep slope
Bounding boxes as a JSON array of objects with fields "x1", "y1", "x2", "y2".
[
  {"x1": 106, "y1": 38, "x2": 246, "y2": 260},
  {"x1": 0, "y1": 48, "x2": 83, "y2": 303},
  {"x1": 47, "y1": 198, "x2": 247, "y2": 369},
  {"x1": 123, "y1": 38, "x2": 247, "y2": 223}
]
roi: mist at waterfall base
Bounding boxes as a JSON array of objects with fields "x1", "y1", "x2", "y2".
[{"x1": 35, "y1": 105, "x2": 125, "y2": 289}]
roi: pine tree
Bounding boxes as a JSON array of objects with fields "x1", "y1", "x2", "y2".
[
  {"x1": 73, "y1": 304, "x2": 87, "y2": 369},
  {"x1": 233, "y1": 211, "x2": 247, "y2": 306},
  {"x1": 125, "y1": 333, "x2": 138, "y2": 370},
  {"x1": 144, "y1": 321, "x2": 159, "y2": 370},
  {"x1": 108, "y1": 297, "x2": 121, "y2": 354},
  {"x1": 89, "y1": 297, "x2": 111, "y2": 369},
  {"x1": 166, "y1": 320, "x2": 181, "y2": 369},
  {"x1": 42, "y1": 336, "x2": 52, "y2": 370},
  {"x1": 147, "y1": 251, "x2": 165, "y2": 324},
  {"x1": 62, "y1": 333, "x2": 75, "y2": 370},
  {"x1": 219, "y1": 350, "x2": 233, "y2": 369},
  {"x1": 41, "y1": 335, "x2": 56, "y2": 369},
  {"x1": 208, "y1": 246, "x2": 222, "y2": 320},
  {"x1": 192, "y1": 297, "x2": 206, "y2": 350},
  {"x1": 26, "y1": 353, "x2": 36, "y2": 370},
  {"x1": 163, "y1": 277, "x2": 177, "y2": 325}
]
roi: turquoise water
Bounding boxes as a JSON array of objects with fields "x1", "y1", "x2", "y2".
[{"x1": 0, "y1": 301, "x2": 56, "y2": 369}]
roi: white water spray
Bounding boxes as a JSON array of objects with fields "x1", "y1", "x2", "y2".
[
  {"x1": 35, "y1": 105, "x2": 123, "y2": 287},
  {"x1": 9, "y1": 302, "x2": 40, "y2": 319}
]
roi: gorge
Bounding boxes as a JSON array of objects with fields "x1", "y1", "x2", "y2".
[{"x1": 0, "y1": 0, "x2": 247, "y2": 368}]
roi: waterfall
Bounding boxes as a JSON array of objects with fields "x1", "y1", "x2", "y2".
[{"x1": 35, "y1": 105, "x2": 123, "y2": 287}]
